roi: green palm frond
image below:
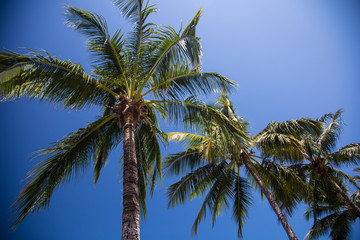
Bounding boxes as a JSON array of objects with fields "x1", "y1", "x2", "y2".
[
  {"x1": 306, "y1": 210, "x2": 353, "y2": 240},
  {"x1": 252, "y1": 159, "x2": 306, "y2": 215},
  {"x1": 168, "y1": 131, "x2": 233, "y2": 164},
  {"x1": 148, "y1": 22, "x2": 202, "y2": 75},
  {"x1": 144, "y1": 65, "x2": 236, "y2": 101},
  {"x1": 137, "y1": 105, "x2": 166, "y2": 194},
  {"x1": 329, "y1": 143, "x2": 360, "y2": 167},
  {"x1": 65, "y1": 6, "x2": 127, "y2": 79},
  {"x1": 0, "y1": 49, "x2": 116, "y2": 109},
  {"x1": 133, "y1": 104, "x2": 166, "y2": 217},
  {"x1": 255, "y1": 132, "x2": 304, "y2": 162},
  {"x1": 162, "y1": 99, "x2": 249, "y2": 145},
  {"x1": 126, "y1": 3, "x2": 157, "y2": 90},
  {"x1": 137, "y1": 150, "x2": 148, "y2": 217},
  {"x1": 304, "y1": 204, "x2": 344, "y2": 222},
  {"x1": 305, "y1": 186, "x2": 359, "y2": 240},
  {"x1": 167, "y1": 132, "x2": 209, "y2": 147},
  {"x1": 209, "y1": 168, "x2": 236, "y2": 228},
  {"x1": 136, "y1": 8, "x2": 203, "y2": 96},
  {"x1": 254, "y1": 118, "x2": 323, "y2": 162},
  {"x1": 191, "y1": 163, "x2": 234, "y2": 235},
  {"x1": 232, "y1": 173, "x2": 252, "y2": 237},
  {"x1": 329, "y1": 211, "x2": 352, "y2": 240},
  {"x1": 167, "y1": 163, "x2": 219, "y2": 208},
  {"x1": 164, "y1": 149, "x2": 204, "y2": 175},
  {"x1": 305, "y1": 212, "x2": 340, "y2": 240},
  {"x1": 94, "y1": 117, "x2": 123, "y2": 183},
  {"x1": 256, "y1": 118, "x2": 323, "y2": 138},
  {"x1": 306, "y1": 173, "x2": 347, "y2": 214},
  {"x1": 317, "y1": 109, "x2": 343, "y2": 154},
  {"x1": 331, "y1": 168, "x2": 360, "y2": 190},
  {"x1": 114, "y1": 0, "x2": 143, "y2": 21},
  {"x1": 12, "y1": 114, "x2": 118, "y2": 227}
]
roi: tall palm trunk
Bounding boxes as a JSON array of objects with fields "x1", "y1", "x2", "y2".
[
  {"x1": 121, "y1": 114, "x2": 140, "y2": 240},
  {"x1": 324, "y1": 172, "x2": 360, "y2": 218},
  {"x1": 242, "y1": 159, "x2": 298, "y2": 240}
]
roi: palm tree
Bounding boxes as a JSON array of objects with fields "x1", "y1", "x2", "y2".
[
  {"x1": 258, "y1": 109, "x2": 360, "y2": 219},
  {"x1": 165, "y1": 95, "x2": 321, "y2": 239},
  {"x1": 0, "y1": 1, "x2": 235, "y2": 239},
  {"x1": 304, "y1": 169, "x2": 360, "y2": 240}
]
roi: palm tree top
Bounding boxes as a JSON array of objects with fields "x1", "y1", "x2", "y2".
[
  {"x1": 0, "y1": 0, "x2": 236, "y2": 231},
  {"x1": 165, "y1": 96, "x2": 318, "y2": 238}
]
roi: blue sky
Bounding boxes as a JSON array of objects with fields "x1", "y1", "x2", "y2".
[{"x1": 1, "y1": 0, "x2": 359, "y2": 239}]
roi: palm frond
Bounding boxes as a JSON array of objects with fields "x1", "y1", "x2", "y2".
[
  {"x1": 161, "y1": 99, "x2": 249, "y2": 144},
  {"x1": 255, "y1": 132, "x2": 304, "y2": 162},
  {"x1": 168, "y1": 131, "x2": 234, "y2": 164},
  {"x1": 65, "y1": 6, "x2": 127, "y2": 79},
  {"x1": 331, "y1": 168, "x2": 360, "y2": 191},
  {"x1": 167, "y1": 163, "x2": 219, "y2": 208},
  {"x1": 113, "y1": 0, "x2": 143, "y2": 21},
  {"x1": 252, "y1": 159, "x2": 306, "y2": 215},
  {"x1": 137, "y1": 9, "x2": 203, "y2": 95},
  {"x1": 305, "y1": 212, "x2": 340, "y2": 240},
  {"x1": 232, "y1": 172, "x2": 252, "y2": 237},
  {"x1": 164, "y1": 149, "x2": 204, "y2": 175},
  {"x1": 167, "y1": 132, "x2": 209, "y2": 147},
  {"x1": 255, "y1": 118, "x2": 323, "y2": 139},
  {"x1": 94, "y1": 117, "x2": 123, "y2": 183},
  {"x1": 145, "y1": 68, "x2": 236, "y2": 100},
  {"x1": 254, "y1": 118, "x2": 323, "y2": 162},
  {"x1": 304, "y1": 204, "x2": 344, "y2": 222},
  {"x1": 329, "y1": 211, "x2": 352, "y2": 240},
  {"x1": 191, "y1": 163, "x2": 234, "y2": 235},
  {"x1": 317, "y1": 109, "x2": 343, "y2": 154},
  {"x1": 0, "y1": 49, "x2": 116, "y2": 109},
  {"x1": 329, "y1": 143, "x2": 360, "y2": 167},
  {"x1": 136, "y1": 105, "x2": 166, "y2": 194},
  {"x1": 125, "y1": 3, "x2": 157, "y2": 93},
  {"x1": 11, "y1": 114, "x2": 118, "y2": 227}
]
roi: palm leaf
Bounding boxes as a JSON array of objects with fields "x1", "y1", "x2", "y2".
[
  {"x1": 12, "y1": 114, "x2": 118, "y2": 227},
  {"x1": 232, "y1": 172, "x2": 252, "y2": 237},
  {"x1": 191, "y1": 163, "x2": 234, "y2": 235},
  {"x1": 94, "y1": 117, "x2": 123, "y2": 183},
  {"x1": 113, "y1": 0, "x2": 143, "y2": 21},
  {"x1": 305, "y1": 212, "x2": 340, "y2": 240},
  {"x1": 164, "y1": 149, "x2": 204, "y2": 175},
  {"x1": 317, "y1": 109, "x2": 343, "y2": 154},
  {"x1": 145, "y1": 68, "x2": 236, "y2": 101},
  {"x1": 254, "y1": 118, "x2": 322, "y2": 162},
  {"x1": 252, "y1": 159, "x2": 306, "y2": 215},
  {"x1": 160, "y1": 99, "x2": 249, "y2": 145},
  {"x1": 125, "y1": 3, "x2": 157, "y2": 94},
  {"x1": 136, "y1": 9, "x2": 203, "y2": 96},
  {"x1": 329, "y1": 143, "x2": 360, "y2": 167},
  {"x1": 65, "y1": 6, "x2": 127, "y2": 78},
  {"x1": 329, "y1": 211, "x2": 352, "y2": 240},
  {"x1": 167, "y1": 163, "x2": 219, "y2": 208},
  {"x1": 0, "y1": 49, "x2": 116, "y2": 109}
]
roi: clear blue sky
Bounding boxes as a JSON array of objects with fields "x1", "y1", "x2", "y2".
[{"x1": 1, "y1": 0, "x2": 359, "y2": 239}]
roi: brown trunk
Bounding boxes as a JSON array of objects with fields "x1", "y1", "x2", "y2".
[
  {"x1": 243, "y1": 159, "x2": 298, "y2": 240},
  {"x1": 324, "y1": 172, "x2": 360, "y2": 218},
  {"x1": 121, "y1": 114, "x2": 140, "y2": 240}
]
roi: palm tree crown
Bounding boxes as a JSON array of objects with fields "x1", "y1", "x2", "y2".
[
  {"x1": 165, "y1": 94, "x2": 321, "y2": 239},
  {"x1": 305, "y1": 168, "x2": 360, "y2": 240},
  {"x1": 0, "y1": 1, "x2": 235, "y2": 239},
  {"x1": 263, "y1": 109, "x2": 360, "y2": 220}
]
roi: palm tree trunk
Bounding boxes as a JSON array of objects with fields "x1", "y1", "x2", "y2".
[
  {"x1": 242, "y1": 159, "x2": 298, "y2": 240},
  {"x1": 324, "y1": 172, "x2": 360, "y2": 218},
  {"x1": 121, "y1": 115, "x2": 140, "y2": 240}
]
